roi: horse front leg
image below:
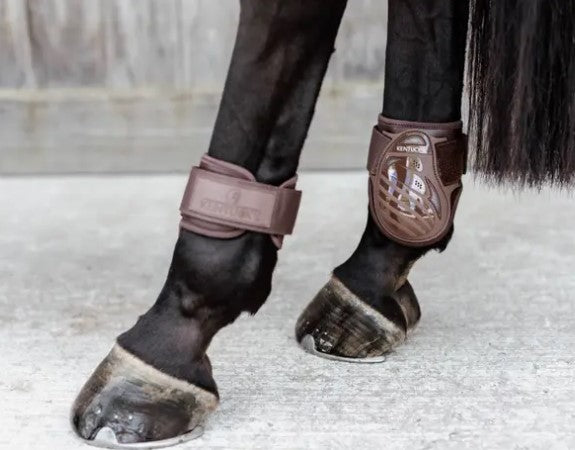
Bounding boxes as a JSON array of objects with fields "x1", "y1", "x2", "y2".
[
  {"x1": 71, "y1": 0, "x2": 347, "y2": 446},
  {"x1": 296, "y1": 0, "x2": 470, "y2": 361}
]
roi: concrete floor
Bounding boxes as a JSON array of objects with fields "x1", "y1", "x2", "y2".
[{"x1": 1, "y1": 173, "x2": 574, "y2": 449}]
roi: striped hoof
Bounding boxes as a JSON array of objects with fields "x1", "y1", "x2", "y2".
[
  {"x1": 71, "y1": 345, "x2": 218, "y2": 449},
  {"x1": 295, "y1": 277, "x2": 420, "y2": 362}
]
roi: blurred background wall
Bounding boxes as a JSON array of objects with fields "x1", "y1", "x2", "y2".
[{"x1": 0, "y1": 0, "x2": 388, "y2": 173}]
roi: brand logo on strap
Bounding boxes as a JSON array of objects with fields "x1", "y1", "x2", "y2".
[
  {"x1": 394, "y1": 133, "x2": 429, "y2": 154},
  {"x1": 226, "y1": 189, "x2": 241, "y2": 204},
  {"x1": 396, "y1": 144, "x2": 427, "y2": 154},
  {"x1": 200, "y1": 189, "x2": 263, "y2": 224}
]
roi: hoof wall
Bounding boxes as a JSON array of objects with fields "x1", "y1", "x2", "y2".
[
  {"x1": 71, "y1": 345, "x2": 218, "y2": 449},
  {"x1": 295, "y1": 277, "x2": 408, "y2": 361}
]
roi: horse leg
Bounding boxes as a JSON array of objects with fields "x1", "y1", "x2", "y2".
[
  {"x1": 296, "y1": 0, "x2": 470, "y2": 360},
  {"x1": 71, "y1": 0, "x2": 347, "y2": 446}
]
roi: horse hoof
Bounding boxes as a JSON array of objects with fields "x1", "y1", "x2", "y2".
[
  {"x1": 71, "y1": 345, "x2": 218, "y2": 449},
  {"x1": 295, "y1": 277, "x2": 417, "y2": 362}
]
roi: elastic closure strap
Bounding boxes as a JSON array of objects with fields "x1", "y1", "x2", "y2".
[{"x1": 180, "y1": 154, "x2": 302, "y2": 249}]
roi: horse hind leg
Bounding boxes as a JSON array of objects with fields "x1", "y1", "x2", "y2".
[{"x1": 296, "y1": 0, "x2": 469, "y2": 361}]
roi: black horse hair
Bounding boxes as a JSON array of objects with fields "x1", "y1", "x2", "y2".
[{"x1": 467, "y1": 0, "x2": 575, "y2": 187}]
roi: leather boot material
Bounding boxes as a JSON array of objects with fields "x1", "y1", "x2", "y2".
[
  {"x1": 367, "y1": 115, "x2": 467, "y2": 247},
  {"x1": 180, "y1": 154, "x2": 301, "y2": 249}
]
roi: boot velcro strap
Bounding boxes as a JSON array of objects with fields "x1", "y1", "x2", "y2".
[
  {"x1": 180, "y1": 155, "x2": 301, "y2": 245},
  {"x1": 367, "y1": 122, "x2": 467, "y2": 180}
]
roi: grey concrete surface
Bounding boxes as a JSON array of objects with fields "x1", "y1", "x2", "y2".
[{"x1": 1, "y1": 173, "x2": 574, "y2": 449}]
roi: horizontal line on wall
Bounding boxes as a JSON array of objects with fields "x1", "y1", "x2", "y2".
[{"x1": 0, "y1": 82, "x2": 383, "y2": 103}]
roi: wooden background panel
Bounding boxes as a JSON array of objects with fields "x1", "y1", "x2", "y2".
[
  {"x1": 177, "y1": 1, "x2": 238, "y2": 90},
  {"x1": 0, "y1": 0, "x2": 36, "y2": 87},
  {"x1": 0, "y1": 0, "x2": 240, "y2": 90},
  {"x1": 102, "y1": 0, "x2": 182, "y2": 88},
  {"x1": 0, "y1": 0, "x2": 388, "y2": 90},
  {"x1": 26, "y1": 0, "x2": 106, "y2": 87}
]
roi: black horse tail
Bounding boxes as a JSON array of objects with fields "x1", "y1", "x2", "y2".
[{"x1": 467, "y1": 0, "x2": 575, "y2": 187}]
